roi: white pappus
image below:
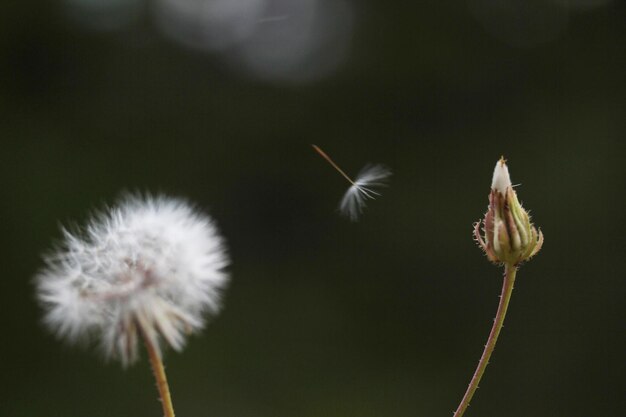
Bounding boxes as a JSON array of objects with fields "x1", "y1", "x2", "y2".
[
  {"x1": 35, "y1": 194, "x2": 229, "y2": 366},
  {"x1": 313, "y1": 145, "x2": 391, "y2": 221}
]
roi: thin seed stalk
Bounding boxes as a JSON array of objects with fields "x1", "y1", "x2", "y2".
[
  {"x1": 453, "y1": 264, "x2": 517, "y2": 417},
  {"x1": 141, "y1": 329, "x2": 176, "y2": 417}
]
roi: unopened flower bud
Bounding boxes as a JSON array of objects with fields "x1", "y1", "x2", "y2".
[{"x1": 475, "y1": 157, "x2": 543, "y2": 266}]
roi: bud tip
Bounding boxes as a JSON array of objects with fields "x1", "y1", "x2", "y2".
[{"x1": 491, "y1": 157, "x2": 511, "y2": 196}]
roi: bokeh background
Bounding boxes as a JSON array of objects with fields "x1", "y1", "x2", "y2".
[{"x1": 1, "y1": 1, "x2": 624, "y2": 416}]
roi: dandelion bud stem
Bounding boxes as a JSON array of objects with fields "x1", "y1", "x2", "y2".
[{"x1": 453, "y1": 264, "x2": 517, "y2": 417}]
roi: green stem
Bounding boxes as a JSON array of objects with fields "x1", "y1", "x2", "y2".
[{"x1": 453, "y1": 264, "x2": 517, "y2": 417}]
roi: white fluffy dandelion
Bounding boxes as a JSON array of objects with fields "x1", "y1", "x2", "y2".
[
  {"x1": 35, "y1": 194, "x2": 229, "y2": 366},
  {"x1": 36, "y1": 194, "x2": 229, "y2": 416},
  {"x1": 313, "y1": 145, "x2": 391, "y2": 221}
]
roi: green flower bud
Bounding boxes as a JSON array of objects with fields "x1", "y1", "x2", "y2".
[{"x1": 474, "y1": 157, "x2": 543, "y2": 266}]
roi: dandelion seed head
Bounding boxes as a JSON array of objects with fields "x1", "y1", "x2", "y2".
[
  {"x1": 35, "y1": 194, "x2": 229, "y2": 366},
  {"x1": 339, "y1": 164, "x2": 391, "y2": 221}
]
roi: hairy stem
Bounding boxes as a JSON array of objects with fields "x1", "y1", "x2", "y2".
[
  {"x1": 453, "y1": 264, "x2": 517, "y2": 417},
  {"x1": 141, "y1": 332, "x2": 176, "y2": 417}
]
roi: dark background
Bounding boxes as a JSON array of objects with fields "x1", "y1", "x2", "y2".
[{"x1": 1, "y1": 1, "x2": 624, "y2": 416}]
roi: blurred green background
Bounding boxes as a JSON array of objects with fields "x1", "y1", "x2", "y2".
[{"x1": 1, "y1": 1, "x2": 624, "y2": 416}]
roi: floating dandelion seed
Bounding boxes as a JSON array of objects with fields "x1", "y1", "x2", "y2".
[
  {"x1": 312, "y1": 144, "x2": 391, "y2": 221},
  {"x1": 35, "y1": 194, "x2": 229, "y2": 417}
]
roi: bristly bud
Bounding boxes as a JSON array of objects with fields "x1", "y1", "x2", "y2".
[{"x1": 474, "y1": 157, "x2": 543, "y2": 266}]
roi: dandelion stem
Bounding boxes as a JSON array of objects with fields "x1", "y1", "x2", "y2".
[
  {"x1": 453, "y1": 264, "x2": 517, "y2": 417},
  {"x1": 312, "y1": 144, "x2": 356, "y2": 185},
  {"x1": 141, "y1": 329, "x2": 176, "y2": 417}
]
